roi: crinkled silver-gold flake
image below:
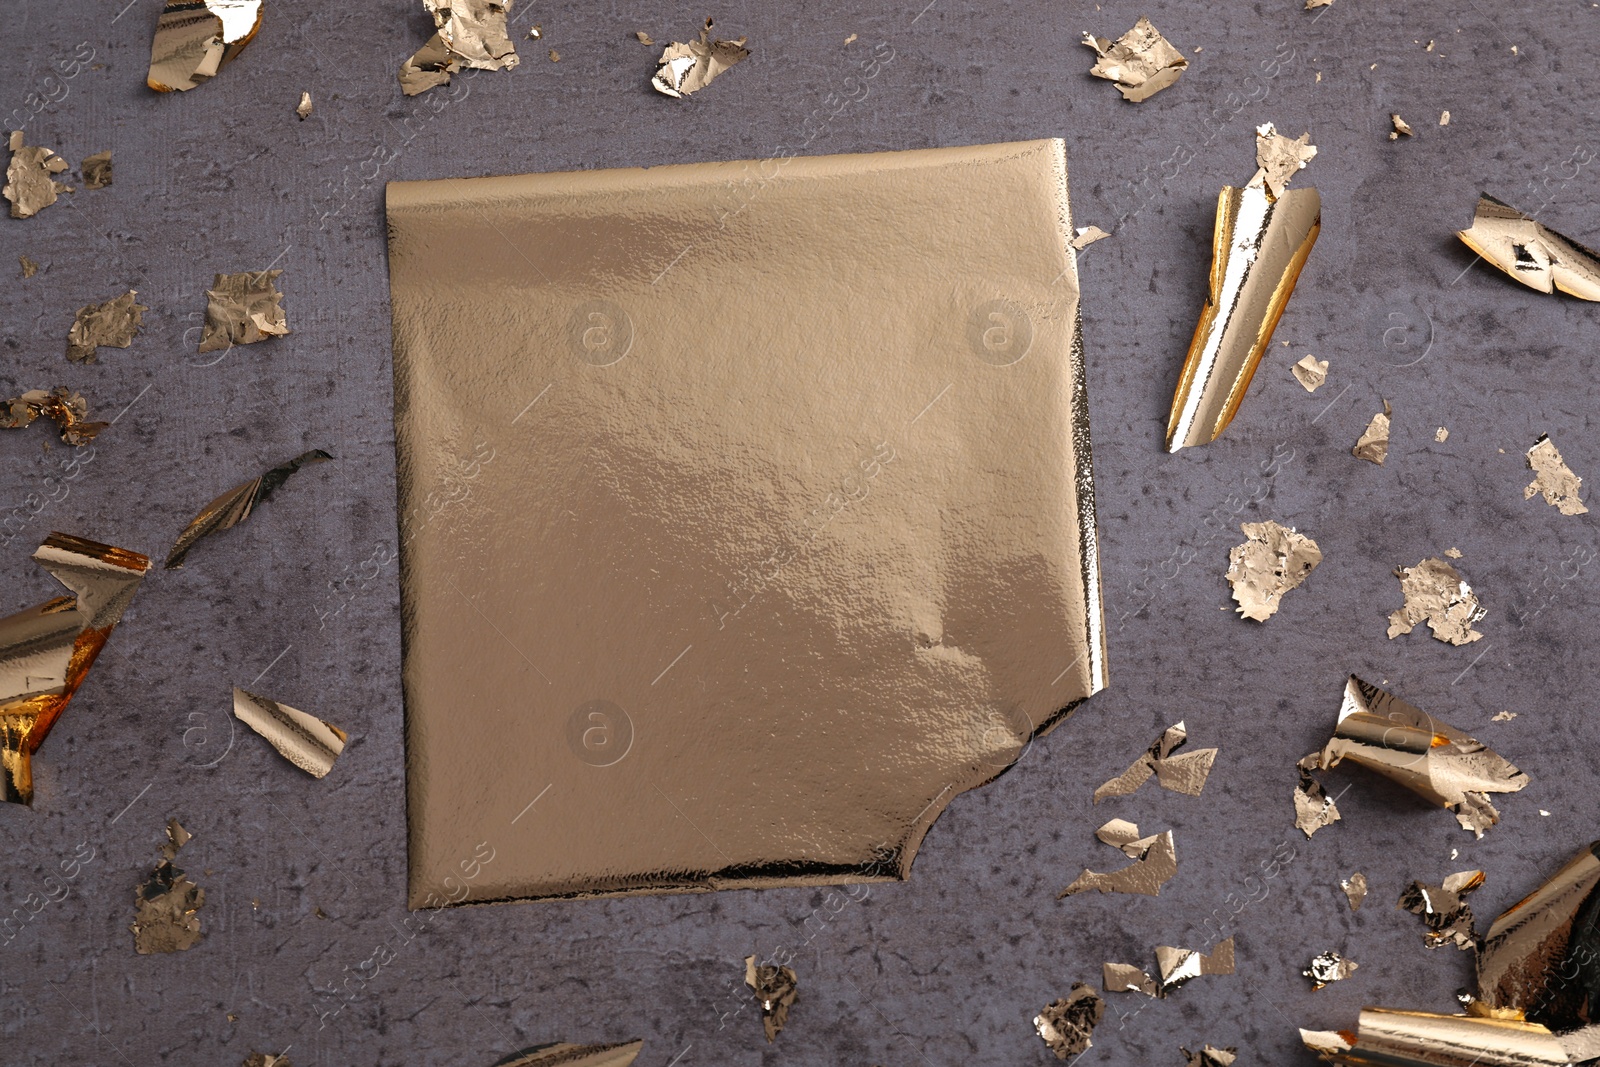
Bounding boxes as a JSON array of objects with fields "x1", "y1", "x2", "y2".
[
  {"x1": 1293, "y1": 354, "x2": 1328, "y2": 392},
  {"x1": 1388, "y1": 556, "x2": 1485, "y2": 645},
  {"x1": 744, "y1": 956, "x2": 798, "y2": 1043},
  {"x1": 1071, "y1": 225, "x2": 1112, "y2": 251},
  {"x1": 1226, "y1": 520, "x2": 1322, "y2": 622},
  {"x1": 1, "y1": 387, "x2": 106, "y2": 446},
  {"x1": 232, "y1": 688, "x2": 347, "y2": 778},
  {"x1": 66, "y1": 290, "x2": 147, "y2": 363},
  {"x1": 1353, "y1": 402, "x2": 1392, "y2": 465},
  {"x1": 198, "y1": 270, "x2": 290, "y2": 352},
  {"x1": 1034, "y1": 984, "x2": 1104, "y2": 1059},
  {"x1": 82, "y1": 151, "x2": 112, "y2": 190},
  {"x1": 1252, "y1": 122, "x2": 1318, "y2": 199},
  {"x1": 1294, "y1": 759, "x2": 1342, "y2": 837},
  {"x1": 1095, "y1": 721, "x2": 1216, "y2": 801},
  {"x1": 166, "y1": 449, "x2": 332, "y2": 567},
  {"x1": 1182, "y1": 1045, "x2": 1238, "y2": 1067},
  {"x1": 1341, "y1": 872, "x2": 1367, "y2": 911},
  {"x1": 1400, "y1": 869, "x2": 1484, "y2": 950},
  {"x1": 1457, "y1": 194, "x2": 1600, "y2": 301},
  {"x1": 1060, "y1": 821, "x2": 1177, "y2": 897},
  {"x1": 131, "y1": 819, "x2": 205, "y2": 953},
  {"x1": 1391, "y1": 113, "x2": 1414, "y2": 138},
  {"x1": 1081, "y1": 17, "x2": 1187, "y2": 102},
  {"x1": 399, "y1": 0, "x2": 520, "y2": 97},
  {"x1": 147, "y1": 0, "x2": 264, "y2": 92},
  {"x1": 4, "y1": 131, "x2": 70, "y2": 219},
  {"x1": 1524, "y1": 435, "x2": 1588, "y2": 515},
  {"x1": 1156, "y1": 938, "x2": 1235, "y2": 994},
  {"x1": 295, "y1": 91, "x2": 312, "y2": 119},
  {"x1": 1103, "y1": 962, "x2": 1158, "y2": 996},
  {"x1": 492, "y1": 1043, "x2": 644, "y2": 1067},
  {"x1": 1305, "y1": 950, "x2": 1359, "y2": 989},
  {"x1": 652, "y1": 18, "x2": 750, "y2": 98}
]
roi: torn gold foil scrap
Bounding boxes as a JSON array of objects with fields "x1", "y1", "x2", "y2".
[
  {"x1": 1525, "y1": 435, "x2": 1588, "y2": 515},
  {"x1": 147, "y1": 0, "x2": 264, "y2": 92},
  {"x1": 1388, "y1": 555, "x2": 1485, "y2": 645},
  {"x1": 1094, "y1": 720, "x2": 1215, "y2": 800},
  {"x1": 295, "y1": 91, "x2": 312, "y2": 119},
  {"x1": 1, "y1": 388, "x2": 107, "y2": 446},
  {"x1": 1034, "y1": 984, "x2": 1104, "y2": 1059},
  {"x1": 198, "y1": 269, "x2": 290, "y2": 352},
  {"x1": 1304, "y1": 950, "x2": 1358, "y2": 989},
  {"x1": 1292, "y1": 354, "x2": 1328, "y2": 392},
  {"x1": 131, "y1": 819, "x2": 205, "y2": 953},
  {"x1": 1340, "y1": 871, "x2": 1367, "y2": 910},
  {"x1": 1060, "y1": 822, "x2": 1177, "y2": 897},
  {"x1": 1400, "y1": 869, "x2": 1484, "y2": 950},
  {"x1": 1225, "y1": 520, "x2": 1322, "y2": 622},
  {"x1": 491, "y1": 1042, "x2": 644, "y2": 1067},
  {"x1": 1081, "y1": 17, "x2": 1188, "y2": 102},
  {"x1": 165, "y1": 449, "x2": 332, "y2": 568},
  {"x1": 1352, "y1": 401, "x2": 1391, "y2": 465},
  {"x1": 652, "y1": 18, "x2": 749, "y2": 98},
  {"x1": 4, "y1": 131, "x2": 71, "y2": 219},
  {"x1": 232, "y1": 688, "x2": 347, "y2": 778},
  {"x1": 744, "y1": 956, "x2": 798, "y2": 1043},
  {"x1": 1294, "y1": 759, "x2": 1342, "y2": 837},
  {"x1": 1166, "y1": 128, "x2": 1320, "y2": 450},
  {"x1": 0, "y1": 534, "x2": 150, "y2": 804},
  {"x1": 399, "y1": 0, "x2": 519, "y2": 96},
  {"x1": 1458, "y1": 194, "x2": 1600, "y2": 301},
  {"x1": 66, "y1": 290, "x2": 147, "y2": 363},
  {"x1": 81, "y1": 150, "x2": 112, "y2": 189},
  {"x1": 1182, "y1": 1046, "x2": 1237, "y2": 1067}
]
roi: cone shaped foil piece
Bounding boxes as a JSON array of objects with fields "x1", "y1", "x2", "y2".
[
  {"x1": 1478, "y1": 842, "x2": 1600, "y2": 1032},
  {"x1": 1166, "y1": 183, "x2": 1321, "y2": 450},
  {"x1": 165, "y1": 449, "x2": 331, "y2": 568},
  {"x1": 0, "y1": 534, "x2": 151, "y2": 804},
  {"x1": 1301, "y1": 1007, "x2": 1600, "y2": 1066},
  {"x1": 1457, "y1": 194, "x2": 1600, "y2": 301}
]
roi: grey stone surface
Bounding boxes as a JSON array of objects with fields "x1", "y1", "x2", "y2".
[{"x1": 1, "y1": 0, "x2": 1597, "y2": 1064}]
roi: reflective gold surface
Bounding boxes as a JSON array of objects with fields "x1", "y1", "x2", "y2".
[
  {"x1": 387, "y1": 139, "x2": 1106, "y2": 906},
  {"x1": 0, "y1": 533, "x2": 151, "y2": 804},
  {"x1": 146, "y1": 0, "x2": 264, "y2": 93},
  {"x1": 1457, "y1": 194, "x2": 1600, "y2": 302},
  {"x1": 1166, "y1": 183, "x2": 1321, "y2": 451}
]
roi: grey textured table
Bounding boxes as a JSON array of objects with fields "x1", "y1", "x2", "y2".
[{"x1": 2, "y1": 1, "x2": 1598, "y2": 1064}]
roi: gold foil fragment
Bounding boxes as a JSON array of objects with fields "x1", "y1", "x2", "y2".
[
  {"x1": 388, "y1": 140, "x2": 1106, "y2": 904},
  {"x1": 1457, "y1": 194, "x2": 1600, "y2": 301},
  {"x1": 548, "y1": 48, "x2": 559, "y2": 62},
  {"x1": 147, "y1": 0, "x2": 264, "y2": 92},
  {"x1": 744, "y1": 956, "x2": 798, "y2": 1043},
  {"x1": 1182, "y1": 1046, "x2": 1238, "y2": 1067},
  {"x1": 242, "y1": 1055, "x2": 291, "y2": 1067},
  {"x1": 1353, "y1": 401, "x2": 1391, "y2": 464},
  {"x1": 1166, "y1": 129, "x2": 1321, "y2": 450},
  {"x1": 634, "y1": 31, "x2": 653, "y2": 44},
  {"x1": 165, "y1": 449, "x2": 332, "y2": 568},
  {"x1": 66, "y1": 290, "x2": 147, "y2": 363},
  {"x1": 1, "y1": 388, "x2": 107, "y2": 446},
  {"x1": 0, "y1": 534, "x2": 150, "y2": 804},
  {"x1": 652, "y1": 19, "x2": 749, "y2": 98},
  {"x1": 1341, "y1": 872, "x2": 1367, "y2": 910},
  {"x1": 1081, "y1": 17, "x2": 1188, "y2": 102},
  {"x1": 1305, "y1": 0, "x2": 1335, "y2": 7},
  {"x1": 296, "y1": 91, "x2": 312, "y2": 119},
  {"x1": 81, "y1": 151, "x2": 112, "y2": 190},
  {"x1": 399, "y1": 0, "x2": 519, "y2": 97},
  {"x1": 1307, "y1": 676, "x2": 1526, "y2": 836},
  {"x1": 1071, "y1": 225, "x2": 1111, "y2": 251},
  {"x1": 19, "y1": 254, "x2": 39, "y2": 278},
  {"x1": 1391, "y1": 113, "x2": 1414, "y2": 138},
  {"x1": 1103, "y1": 962, "x2": 1158, "y2": 996},
  {"x1": 1034, "y1": 984, "x2": 1105, "y2": 1059},
  {"x1": 1301, "y1": 1010, "x2": 1593, "y2": 1066},
  {"x1": 1095, "y1": 721, "x2": 1217, "y2": 801},
  {"x1": 1387, "y1": 556, "x2": 1486, "y2": 645},
  {"x1": 1156, "y1": 938, "x2": 1235, "y2": 994},
  {"x1": 232, "y1": 688, "x2": 347, "y2": 778},
  {"x1": 1525, "y1": 435, "x2": 1588, "y2": 515},
  {"x1": 1400, "y1": 869, "x2": 1484, "y2": 950},
  {"x1": 1478, "y1": 842, "x2": 1600, "y2": 1031},
  {"x1": 528, "y1": 25, "x2": 541, "y2": 40},
  {"x1": 4, "y1": 131, "x2": 71, "y2": 219},
  {"x1": 1225, "y1": 520, "x2": 1322, "y2": 621},
  {"x1": 1305, "y1": 951, "x2": 1359, "y2": 989},
  {"x1": 1293, "y1": 354, "x2": 1328, "y2": 392},
  {"x1": 198, "y1": 270, "x2": 290, "y2": 352},
  {"x1": 492, "y1": 1042, "x2": 644, "y2": 1067},
  {"x1": 1060, "y1": 822, "x2": 1177, "y2": 897},
  {"x1": 1441, "y1": 110, "x2": 1451, "y2": 125},
  {"x1": 1294, "y1": 760, "x2": 1342, "y2": 837},
  {"x1": 131, "y1": 819, "x2": 205, "y2": 953},
  {"x1": 1436, "y1": 426, "x2": 1449, "y2": 443}
]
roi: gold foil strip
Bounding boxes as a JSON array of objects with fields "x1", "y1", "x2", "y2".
[
  {"x1": 651, "y1": 18, "x2": 749, "y2": 98},
  {"x1": 491, "y1": 1043, "x2": 644, "y2": 1067},
  {"x1": 1457, "y1": 194, "x2": 1600, "y2": 301},
  {"x1": 744, "y1": 956, "x2": 798, "y2": 1042},
  {"x1": 1080, "y1": 17, "x2": 1187, "y2": 102},
  {"x1": 1034, "y1": 984, "x2": 1105, "y2": 1058},
  {"x1": 146, "y1": 0, "x2": 264, "y2": 92},
  {"x1": 4, "y1": 131, "x2": 71, "y2": 219},
  {"x1": 66, "y1": 290, "x2": 147, "y2": 363},
  {"x1": 1165, "y1": 131, "x2": 1321, "y2": 451},
  {"x1": 399, "y1": 0, "x2": 520, "y2": 96},
  {"x1": 165, "y1": 449, "x2": 332, "y2": 568},
  {"x1": 1094, "y1": 721, "x2": 1216, "y2": 800},
  {"x1": 131, "y1": 819, "x2": 205, "y2": 953},
  {"x1": 1399, "y1": 869, "x2": 1484, "y2": 950},
  {"x1": 1305, "y1": 676, "x2": 1527, "y2": 837},
  {"x1": 0, "y1": 388, "x2": 107, "y2": 446},
  {"x1": 1388, "y1": 556, "x2": 1485, "y2": 645},
  {"x1": 1225, "y1": 520, "x2": 1322, "y2": 622},
  {"x1": 198, "y1": 270, "x2": 290, "y2": 353},
  {"x1": 232, "y1": 688, "x2": 347, "y2": 778},
  {"x1": 0, "y1": 533, "x2": 151, "y2": 804},
  {"x1": 1525, "y1": 435, "x2": 1588, "y2": 515}
]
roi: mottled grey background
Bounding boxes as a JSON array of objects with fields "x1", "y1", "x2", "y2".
[{"x1": 1, "y1": 0, "x2": 1597, "y2": 1064}]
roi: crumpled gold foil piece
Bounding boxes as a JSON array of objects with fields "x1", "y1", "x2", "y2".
[
  {"x1": 1353, "y1": 401, "x2": 1392, "y2": 464},
  {"x1": 1341, "y1": 871, "x2": 1367, "y2": 910},
  {"x1": 4, "y1": 131, "x2": 71, "y2": 219},
  {"x1": 0, "y1": 534, "x2": 150, "y2": 804},
  {"x1": 1, "y1": 388, "x2": 107, "y2": 446},
  {"x1": 1400, "y1": 869, "x2": 1484, "y2": 950},
  {"x1": 1525, "y1": 435, "x2": 1588, "y2": 515},
  {"x1": 1294, "y1": 760, "x2": 1342, "y2": 837},
  {"x1": 492, "y1": 1042, "x2": 644, "y2": 1067},
  {"x1": 81, "y1": 151, "x2": 112, "y2": 190},
  {"x1": 19, "y1": 254, "x2": 39, "y2": 278},
  {"x1": 399, "y1": 0, "x2": 519, "y2": 96},
  {"x1": 1293, "y1": 354, "x2": 1328, "y2": 392},
  {"x1": 132, "y1": 819, "x2": 205, "y2": 953},
  {"x1": 198, "y1": 269, "x2": 290, "y2": 352},
  {"x1": 744, "y1": 956, "x2": 798, "y2": 1043},
  {"x1": 295, "y1": 91, "x2": 312, "y2": 119},
  {"x1": 1388, "y1": 556, "x2": 1486, "y2": 645},
  {"x1": 1166, "y1": 128, "x2": 1320, "y2": 450},
  {"x1": 1095, "y1": 721, "x2": 1216, "y2": 800},
  {"x1": 1182, "y1": 1045, "x2": 1238, "y2": 1067},
  {"x1": 1034, "y1": 984, "x2": 1105, "y2": 1058},
  {"x1": 232, "y1": 688, "x2": 347, "y2": 778},
  {"x1": 1225, "y1": 520, "x2": 1322, "y2": 621},
  {"x1": 652, "y1": 18, "x2": 750, "y2": 98},
  {"x1": 1457, "y1": 194, "x2": 1600, "y2": 301},
  {"x1": 242, "y1": 1054, "x2": 291, "y2": 1067},
  {"x1": 66, "y1": 290, "x2": 147, "y2": 363},
  {"x1": 1081, "y1": 17, "x2": 1187, "y2": 102},
  {"x1": 1306, "y1": 676, "x2": 1527, "y2": 836},
  {"x1": 1391, "y1": 113, "x2": 1415, "y2": 138},
  {"x1": 1305, "y1": 950, "x2": 1359, "y2": 989},
  {"x1": 1104, "y1": 939, "x2": 1234, "y2": 999},
  {"x1": 1103, "y1": 962, "x2": 1159, "y2": 996},
  {"x1": 165, "y1": 449, "x2": 332, "y2": 568},
  {"x1": 1061, "y1": 821, "x2": 1177, "y2": 897},
  {"x1": 146, "y1": 0, "x2": 264, "y2": 92}
]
